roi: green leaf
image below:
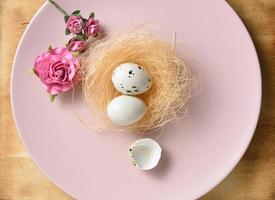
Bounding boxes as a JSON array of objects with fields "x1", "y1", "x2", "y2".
[
  {"x1": 89, "y1": 12, "x2": 95, "y2": 18},
  {"x1": 75, "y1": 34, "x2": 85, "y2": 40},
  {"x1": 65, "y1": 28, "x2": 71, "y2": 35},
  {"x1": 83, "y1": 21, "x2": 87, "y2": 29},
  {"x1": 30, "y1": 68, "x2": 36, "y2": 75},
  {"x1": 50, "y1": 94, "x2": 57, "y2": 102},
  {"x1": 72, "y1": 10, "x2": 81, "y2": 15},
  {"x1": 48, "y1": 45, "x2": 53, "y2": 50},
  {"x1": 83, "y1": 18, "x2": 87, "y2": 25},
  {"x1": 64, "y1": 15, "x2": 69, "y2": 23},
  {"x1": 72, "y1": 51, "x2": 79, "y2": 57}
]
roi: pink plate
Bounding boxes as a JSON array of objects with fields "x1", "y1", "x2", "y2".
[{"x1": 11, "y1": 0, "x2": 261, "y2": 199}]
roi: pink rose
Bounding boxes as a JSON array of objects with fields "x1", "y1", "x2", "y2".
[
  {"x1": 34, "y1": 47, "x2": 79, "y2": 95},
  {"x1": 84, "y1": 18, "x2": 100, "y2": 36},
  {"x1": 67, "y1": 37, "x2": 87, "y2": 52},
  {"x1": 66, "y1": 15, "x2": 83, "y2": 34}
]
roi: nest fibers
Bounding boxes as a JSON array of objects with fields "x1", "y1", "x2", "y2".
[{"x1": 81, "y1": 28, "x2": 193, "y2": 133}]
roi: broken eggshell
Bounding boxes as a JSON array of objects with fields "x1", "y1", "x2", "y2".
[{"x1": 129, "y1": 138, "x2": 162, "y2": 170}]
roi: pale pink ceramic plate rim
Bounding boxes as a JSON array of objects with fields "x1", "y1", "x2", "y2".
[{"x1": 10, "y1": 1, "x2": 262, "y2": 199}]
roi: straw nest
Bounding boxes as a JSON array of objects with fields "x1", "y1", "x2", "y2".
[{"x1": 80, "y1": 28, "x2": 193, "y2": 133}]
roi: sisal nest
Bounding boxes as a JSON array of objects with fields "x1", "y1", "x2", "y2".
[{"x1": 81, "y1": 28, "x2": 193, "y2": 133}]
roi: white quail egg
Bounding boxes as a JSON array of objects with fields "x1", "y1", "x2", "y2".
[{"x1": 107, "y1": 95, "x2": 146, "y2": 126}]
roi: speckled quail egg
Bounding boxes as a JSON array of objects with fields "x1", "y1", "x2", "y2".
[{"x1": 112, "y1": 63, "x2": 152, "y2": 95}]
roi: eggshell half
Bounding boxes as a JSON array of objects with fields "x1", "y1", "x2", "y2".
[{"x1": 129, "y1": 138, "x2": 162, "y2": 170}]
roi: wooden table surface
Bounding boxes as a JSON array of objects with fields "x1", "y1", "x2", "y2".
[{"x1": 0, "y1": 0, "x2": 274, "y2": 199}]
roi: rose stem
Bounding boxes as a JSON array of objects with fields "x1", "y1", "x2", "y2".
[{"x1": 48, "y1": 0, "x2": 69, "y2": 16}]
